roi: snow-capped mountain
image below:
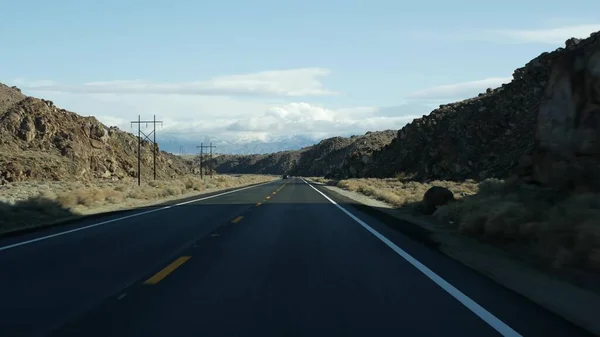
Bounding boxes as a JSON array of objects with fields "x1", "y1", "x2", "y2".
[{"x1": 157, "y1": 134, "x2": 321, "y2": 155}]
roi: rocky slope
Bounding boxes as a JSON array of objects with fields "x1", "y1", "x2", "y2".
[
  {"x1": 208, "y1": 33, "x2": 600, "y2": 182},
  {"x1": 0, "y1": 84, "x2": 194, "y2": 183},
  {"x1": 364, "y1": 33, "x2": 600, "y2": 184},
  {"x1": 530, "y1": 33, "x2": 600, "y2": 192},
  {"x1": 207, "y1": 130, "x2": 397, "y2": 177}
]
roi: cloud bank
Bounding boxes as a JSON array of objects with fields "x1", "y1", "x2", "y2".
[
  {"x1": 410, "y1": 23, "x2": 600, "y2": 45},
  {"x1": 406, "y1": 77, "x2": 511, "y2": 100},
  {"x1": 486, "y1": 24, "x2": 600, "y2": 44},
  {"x1": 12, "y1": 68, "x2": 337, "y2": 97}
]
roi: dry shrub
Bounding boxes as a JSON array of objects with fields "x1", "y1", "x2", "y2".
[
  {"x1": 55, "y1": 192, "x2": 78, "y2": 208},
  {"x1": 204, "y1": 180, "x2": 217, "y2": 189},
  {"x1": 148, "y1": 181, "x2": 161, "y2": 188},
  {"x1": 184, "y1": 177, "x2": 204, "y2": 191},
  {"x1": 55, "y1": 187, "x2": 112, "y2": 208},
  {"x1": 114, "y1": 185, "x2": 128, "y2": 192},
  {"x1": 0, "y1": 196, "x2": 73, "y2": 231},
  {"x1": 213, "y1": 175, "x2": 234, "y2": 188},
  {"x1": 435, "y1": 180, "x2": 600, "y2": 271},
  {"x1": 104, "y1": 189, "x2": 125, "y2": 204},
  {"x1": 75, "y1": 188, "x2": 106, "y2": 207},
  {"x1": 309, "y1": 177, "x2": 329, "y2": 184},
  {"x1": 334, "y1": 177, "x2": 479, "y2": 207},
  {"x1": 162, "y1": 181, "x2": 185, "y2": 197},
  {"x1": 127, "y1": 186, "x2": 160, "y2": 200}
]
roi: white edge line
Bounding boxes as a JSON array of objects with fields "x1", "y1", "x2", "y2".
[
  {"x1": 300, "y1": 178, "x2": 522, "y2": 337},
  {"x1": 0, "y1": 180, "x2": 276, "y2": 252}
]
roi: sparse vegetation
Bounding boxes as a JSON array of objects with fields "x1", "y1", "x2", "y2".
[
  {"x1": 434, "y1": 179, "x2": 600, "y2": 271},
  {"x1": 0, "y1": 174, "x2": 277, "y2": 234},
  {"x1": 310, "y1": 176, "x2": 479, "y2": 208}
]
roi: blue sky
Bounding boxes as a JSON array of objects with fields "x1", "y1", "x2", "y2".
[{"x1": 2, "y1": 0, "x2": 600, "y2": 149}]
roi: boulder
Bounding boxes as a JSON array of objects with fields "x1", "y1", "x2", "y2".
[{"x1": 422, "y1": 186, "x2": 454, "y2": 215}]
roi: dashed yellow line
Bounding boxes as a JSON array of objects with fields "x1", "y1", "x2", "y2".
[
  {"x1": 264, "y1": 184, "x2": 286, "y2": 202},
  {"x1": 256, "y1": 202, "x2": 262, "y2": 206},
  {"x1": 231, "y1": 216, "x2": 244, "y2": 223},
  {"x1": 143, "y1": 256, "x2": 191, "y2": 285}
]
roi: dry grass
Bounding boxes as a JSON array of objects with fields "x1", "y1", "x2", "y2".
[
  {"x1": 434, "y1": 179, "x2": 600, "y2": 271},
  {"x1": 310, "y1": 176, "x2": 479, "y2": 208},
  {"x1": 0, "y1": 174, "x2": 277, "y2": 233}
]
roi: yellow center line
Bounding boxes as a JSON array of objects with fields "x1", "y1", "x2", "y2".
[
  {"x1": 143, "y1": 256, "x2": 191, "y2": 285},
  {"x1": 272, "y1": 192, "x2": 276, "y2": 195},
  {"x1": 256, "y1": 202, "x2": 262, "y2": 206},
  {"x1": 231, "y1": 216, "x2": 244, "y2": 223},
  {"x1": 266, "y1": 196, "x2": 271, "y2": 199}
]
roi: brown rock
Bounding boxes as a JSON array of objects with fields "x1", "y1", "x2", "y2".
[
  {"x1": 90, "y1": 139, "x2": 104, "y2": 149},
  {"x1": 19, "y1": 117, "x2": 36, "y2": 142},
  {"x1": 422, "y1": 186, "x2": 454, "y2": 215}
]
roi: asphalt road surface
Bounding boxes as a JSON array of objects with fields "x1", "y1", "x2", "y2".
[{"x1": 0, "y1": 178, "x2": 594, "y2": 337}]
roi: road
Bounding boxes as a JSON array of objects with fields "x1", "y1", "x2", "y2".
[{"x1": 0, "y1": 178, "x2": 594, "y2": 337}]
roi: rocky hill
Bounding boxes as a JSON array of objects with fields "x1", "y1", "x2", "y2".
[
  {"x1": 207, "y1": 130, "x2": 397, "y2": 177},
  {"x1": 359, "y1": 32, "x2": 600, "y2": 185},
  {"x1": 0, "y1": 84, "x2": 194, "y2": 184}
]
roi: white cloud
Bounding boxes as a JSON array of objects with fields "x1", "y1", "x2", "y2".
[
  {"x1": 408, "y1": 23, "x2": 600, "y2": 45},
  {"x1": 486, "y1": 24, "x2": 600, "y2": 44},
  {"x1": 405, "y1": 77, "x2": 511, "y2": 100},
  {"x1": 12, "y1": 68, "x2": 337, "y2": 97},
  {"x1": 223, "y1": 102, "x2": 419, "y2": 137},
  {"x1": 16, "y1": 88, "x2": 418, "y2": 147}
]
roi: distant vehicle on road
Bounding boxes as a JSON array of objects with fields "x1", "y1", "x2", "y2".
[{"x1": 282, "y1": 174, "x2": 289, "y2": 179}]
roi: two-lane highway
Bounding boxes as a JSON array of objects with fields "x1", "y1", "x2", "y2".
[{"x1": 0, "y1": 178, "x2": 594, "y2": 336}]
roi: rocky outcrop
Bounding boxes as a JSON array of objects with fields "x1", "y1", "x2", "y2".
[
  {"x1": 527, "y1": 37, "x2": 600, "y2": 192},
  {"x1": 0, "y1": 83, "x2": 26, "y2": 116},
  {"x1": 363, "y1": 32, "x2": 600, "y2": 183},
  {"x1": 0, "y1": 87, "x2": 195, "y2": 183}
]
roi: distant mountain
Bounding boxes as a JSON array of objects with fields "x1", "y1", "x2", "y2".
[
  {"x1": 157, "y1": 134, "x2": 321, "y2": 155},
  {"x1": 206, "y1": 130, "x2": 398, "y2": 177}
]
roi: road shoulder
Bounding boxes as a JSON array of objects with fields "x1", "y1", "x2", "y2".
[{"x1": 304, "y1": 178, "x2": 600, "y2": 336}]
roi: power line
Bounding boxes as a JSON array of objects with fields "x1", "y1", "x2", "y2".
[{"x1": 130, "y1": 115, "x2": 163, "y2": 186}]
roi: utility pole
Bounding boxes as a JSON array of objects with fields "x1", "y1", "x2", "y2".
[
  {"x1": 130, "y1": 115, "x2": 163, "y2": 185},
  {"x1": 196, "y1": 143, "x2": 204, "y2": 179},
  {"x1": 196, "y1": 143, "x2": 217, "y2": 178},
  {"x1": 209, "y1": 142, "x2": 214, "y2": 178}
]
